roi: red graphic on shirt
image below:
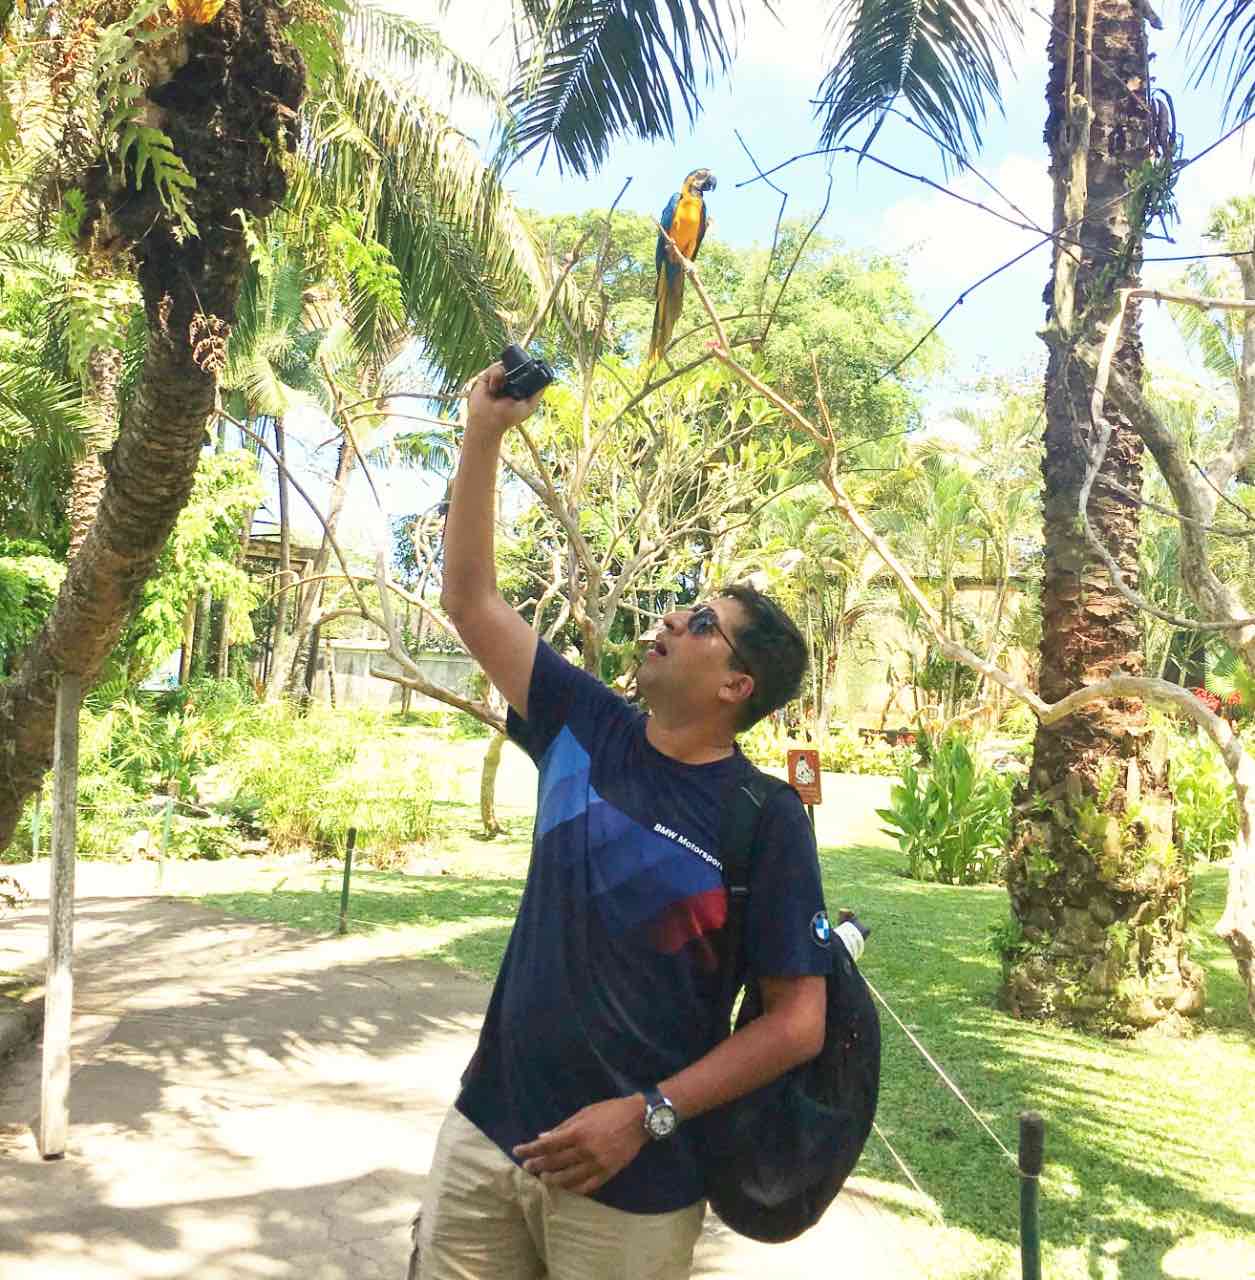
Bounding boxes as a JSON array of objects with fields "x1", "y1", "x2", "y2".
[{"x1": 650, "y1": 886, "x2": 728, "y2": 969}]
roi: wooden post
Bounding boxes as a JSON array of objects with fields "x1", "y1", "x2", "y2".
[
  {"x1": 338, "y1": 827, "x2": 356, "y2": 936},
  {"x1": 31, "y1": 793, "x2": 41, "y2": 858},
  {"x1": 1019, "y1": 1110, "x2": 1044, "y2": 1280},
  {"x1": 40, "y1": 672, "x2": 81, "y2": 1160}
]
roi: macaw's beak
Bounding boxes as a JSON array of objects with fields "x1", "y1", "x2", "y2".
[{"x1": 701, "y1": 173, "x2": 717, "y2": 192}]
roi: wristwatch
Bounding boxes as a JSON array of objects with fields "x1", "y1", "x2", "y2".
[{"x1": 642, "y1": 1087, "x2": 678, "y2": 1140}]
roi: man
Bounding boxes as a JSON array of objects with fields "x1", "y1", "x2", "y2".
[{"x1": 418, "y1": 361, "x2": 832, "y2": 1279}]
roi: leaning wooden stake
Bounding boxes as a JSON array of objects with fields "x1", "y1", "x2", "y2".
[{"x1": 39, "y1": 672, "x2": 81, "y2": 1160}]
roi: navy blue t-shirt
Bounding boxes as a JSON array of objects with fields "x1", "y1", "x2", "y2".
[{"x1": 456, "y1": 640, "x2": 832, "y2": 1214}]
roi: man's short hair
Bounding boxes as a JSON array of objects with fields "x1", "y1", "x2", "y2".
[{"x1": 718, "y1": 584, "x2": 808, "y2": 732}]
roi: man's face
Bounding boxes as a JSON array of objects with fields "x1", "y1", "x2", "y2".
[{"x1": 637, "y1": 597, "x2": 754, "y2": 716}]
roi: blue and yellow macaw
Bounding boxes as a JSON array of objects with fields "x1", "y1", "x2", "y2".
[{"x1": 648, "y1": 167, "x2": 717, "y2": 365}]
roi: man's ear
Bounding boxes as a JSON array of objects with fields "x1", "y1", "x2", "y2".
[{"x1": 718, "y1": 671, "x2": 754, "y2": 711}]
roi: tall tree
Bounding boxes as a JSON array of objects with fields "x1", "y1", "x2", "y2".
[{"x1": 0, "y1": 0, "x2": 564, "y2": 845}]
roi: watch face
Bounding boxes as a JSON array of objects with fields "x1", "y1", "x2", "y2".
[{"x1": 646, "y1": 1103, "x2": 677, "y2": 1139}]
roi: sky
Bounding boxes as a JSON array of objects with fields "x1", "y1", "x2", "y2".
[
  {"x1": 278, "y1": 0, "x2": 1254, "y2": 549},
  {"x1": 424, "y1": 0, "x2": 1252, "y2": 383}
]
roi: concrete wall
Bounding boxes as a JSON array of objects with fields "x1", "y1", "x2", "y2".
[{"x1": 314, "y1": 647, "x2": 478, "y2": 712}]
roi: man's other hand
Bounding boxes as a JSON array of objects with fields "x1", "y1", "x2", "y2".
[
  {"x1": 512, "y1": 1095, "x2": 648, "y2": 1196},
  {"x1": 466, "y1": 362, "x2": 546, "y2": 437}
]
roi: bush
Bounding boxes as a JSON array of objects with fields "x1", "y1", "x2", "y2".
[
  {"x1": 818, "y1": 728, "x2": 916, "y2": 777},
  {"x1": 876, "y1": 734, "x2": 1012, "y2": 884},
  {"x1": 1169, "y1": 731, "x2": 1239, "y2": 864},
  {"x1": 739, "y1": 721, "x2": 915, "y2": 777},
  {"x1": 449, "y1": 710, "x2": 491, "y2": 739},
  {"x1": 224, "y1": 705, "x2": 435, "y2": 859},
  {"x1": 9, "y1": 684, "x2": 435, "y2": 865}
]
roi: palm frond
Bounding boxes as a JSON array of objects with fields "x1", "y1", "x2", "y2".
[
  {"x1": 505, "y1": 0, "x2": 748, "y2": 176},
  {"x1": 290, "y1": 62, "x2": 557, "y2": 384},
  {"x1": 0, "y1": 359, "x2": 87, "y2": 451},
  {"x1": 346, "y1": 4, "x2": 507, "y2": 116},
  {"x1": 1184, "y1": 0, "x2": 1255, "y2": 124},
  {"x1": 1168, "y1": 263, "x2": 1241, "y2": 387},
  {"x1": 816, "y1": 0, "x2": 1020, "y2": 165}
]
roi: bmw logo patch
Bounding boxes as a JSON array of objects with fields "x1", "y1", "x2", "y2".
[{"x1": 810, "y1": 910, "x2": 832, "y2": 948}]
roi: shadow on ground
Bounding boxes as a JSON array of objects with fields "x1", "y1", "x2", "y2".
[{"x1": 0, "y1": 896, "x2": 489, "y2": 1280}]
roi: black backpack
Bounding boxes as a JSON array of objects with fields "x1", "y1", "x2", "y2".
[{"x1": 699, "y1": 765, "x2": 881, "y2": 1243}]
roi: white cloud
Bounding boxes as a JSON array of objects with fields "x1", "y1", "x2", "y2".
[{"x1": 879, "y1": 151, "x2": 1052, "y2": 285}]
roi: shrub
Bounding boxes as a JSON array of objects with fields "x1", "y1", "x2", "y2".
[
  {"x1": 10, "y1": 686, "x2": 435, "y2": 865},
  {"x1": 818, "y1": 728, "x2": 915, "y2": 778},
  {"x1": 449, "y1": 710, "x2": 491, "y2": 739},
  {"x1": 876, "y1": 734, "x2": 1012, "y2": 884},
  {"x1": 1169, "y1": 732, "x2": 1239, "y2": 864},
  {"x1": 224, "y1": 705, "x2": 435, "y2": 858},
  {"x1": 738, "y1": 721, "x2": 915, "y2": 777}
]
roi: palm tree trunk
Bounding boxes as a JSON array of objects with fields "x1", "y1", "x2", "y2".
[
  {"x1": 0, "y1": 0, "x2": 303, "y2": 851},
  {"x1": 1004, "y1": 0, "x2": 1201, "y2": 1030},
  {"x1": 68, "y1": 344, "x2": 123, "y2": 562}
]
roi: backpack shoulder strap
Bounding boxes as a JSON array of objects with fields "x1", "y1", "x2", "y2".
[{"x1": 715, "y1": 763, "x2": 794, "y2": 1033}]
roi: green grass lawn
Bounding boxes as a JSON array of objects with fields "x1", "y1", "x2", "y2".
[{"x1": 200, "y1": 768, "x2": 1255, "y2": 1280}]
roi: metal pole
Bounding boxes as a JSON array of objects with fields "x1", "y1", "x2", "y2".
[
  {"x1": 1019, "y1": 1110, "x2": 1044, "y2": 1280},
  {"x1": 40, "y1": 672, "x2": 81, "y2": 1159},
  {"x1": 806, "y1": 804, "x2": 816, "y2": 831},
  {"x1": 338, "y1": 827, "x2": 357, "y2": 936}
]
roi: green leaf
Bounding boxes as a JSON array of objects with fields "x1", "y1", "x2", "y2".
[
  {"x1": 504, "y1": 0, "x2": 750, "y2": 176},
  {"x1": 816, "y1": 0, "x2": 1021, "y2": 166}
]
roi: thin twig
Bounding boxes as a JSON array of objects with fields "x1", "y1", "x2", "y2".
[
  {"x1": 324, "y1": 357, "x2": 383, "y2": 514},
  {"x1": 1193, "y1": 459, "x2": 1255, "y2": 523},
  {"x1": 735, "y1": 129, "x2": 789, "y2": 322},
  {"x1": 761, "y1": 175, "x2": 833, "y2": 348}
]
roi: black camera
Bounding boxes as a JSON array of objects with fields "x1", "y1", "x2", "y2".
[{"x1": 499, "y1": 344, "x2": 555, "y2": 401}]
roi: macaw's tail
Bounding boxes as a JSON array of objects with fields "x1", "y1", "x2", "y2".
[{"x1": 647, "y1": 265, "x2": 685, "y2": 365}]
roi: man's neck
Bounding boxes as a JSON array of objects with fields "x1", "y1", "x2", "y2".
[{"x1": 644, "y1": 713, "x2": 737, "y2": 765}]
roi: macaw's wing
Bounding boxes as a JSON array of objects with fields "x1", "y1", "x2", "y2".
[
  {"x1": 693, "y1": 200, "x2": 708, "y2": 261},
  {"x1": 656, "y1": 192, "x2": 679, "y2": 273}
]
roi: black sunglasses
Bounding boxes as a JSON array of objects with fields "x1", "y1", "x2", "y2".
[{"x1": 687, "y1": 605, "x2": 753, "y2": 679}]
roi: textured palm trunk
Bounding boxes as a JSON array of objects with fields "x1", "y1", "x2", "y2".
[
  {"x1": 1003, "y1": 0, "x2": 1201, "y2": 1029},
  {"x1": 0, "y1": 0, "x2": 303, "y2": 850},
  {"x1": 67, "y1": 344, "x2": 123, "y2": 562}
]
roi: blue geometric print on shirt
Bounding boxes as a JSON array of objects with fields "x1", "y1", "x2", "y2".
[
  {"x1": 533, "y1": 727, "x2": 721, "y2": 938},
  {"x1": 536, "y1": 727, "x2": 597, "y2": 838}
]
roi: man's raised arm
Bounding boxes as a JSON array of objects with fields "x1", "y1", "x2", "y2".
[{"x1": 439, "y1": 363, "x2": 545, "y2": 719}]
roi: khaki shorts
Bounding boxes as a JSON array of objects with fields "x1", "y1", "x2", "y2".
[{"x1": 412, "y1": 1106, "x2": 705, "y2": 1280}]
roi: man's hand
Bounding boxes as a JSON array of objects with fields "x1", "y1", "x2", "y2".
[
  {"x1": 512, "y1": 1095, "x2": 648, "y2": 1196},
  {"x1": 466, "y1": 362, "x2": 546, "y2": 438}
]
